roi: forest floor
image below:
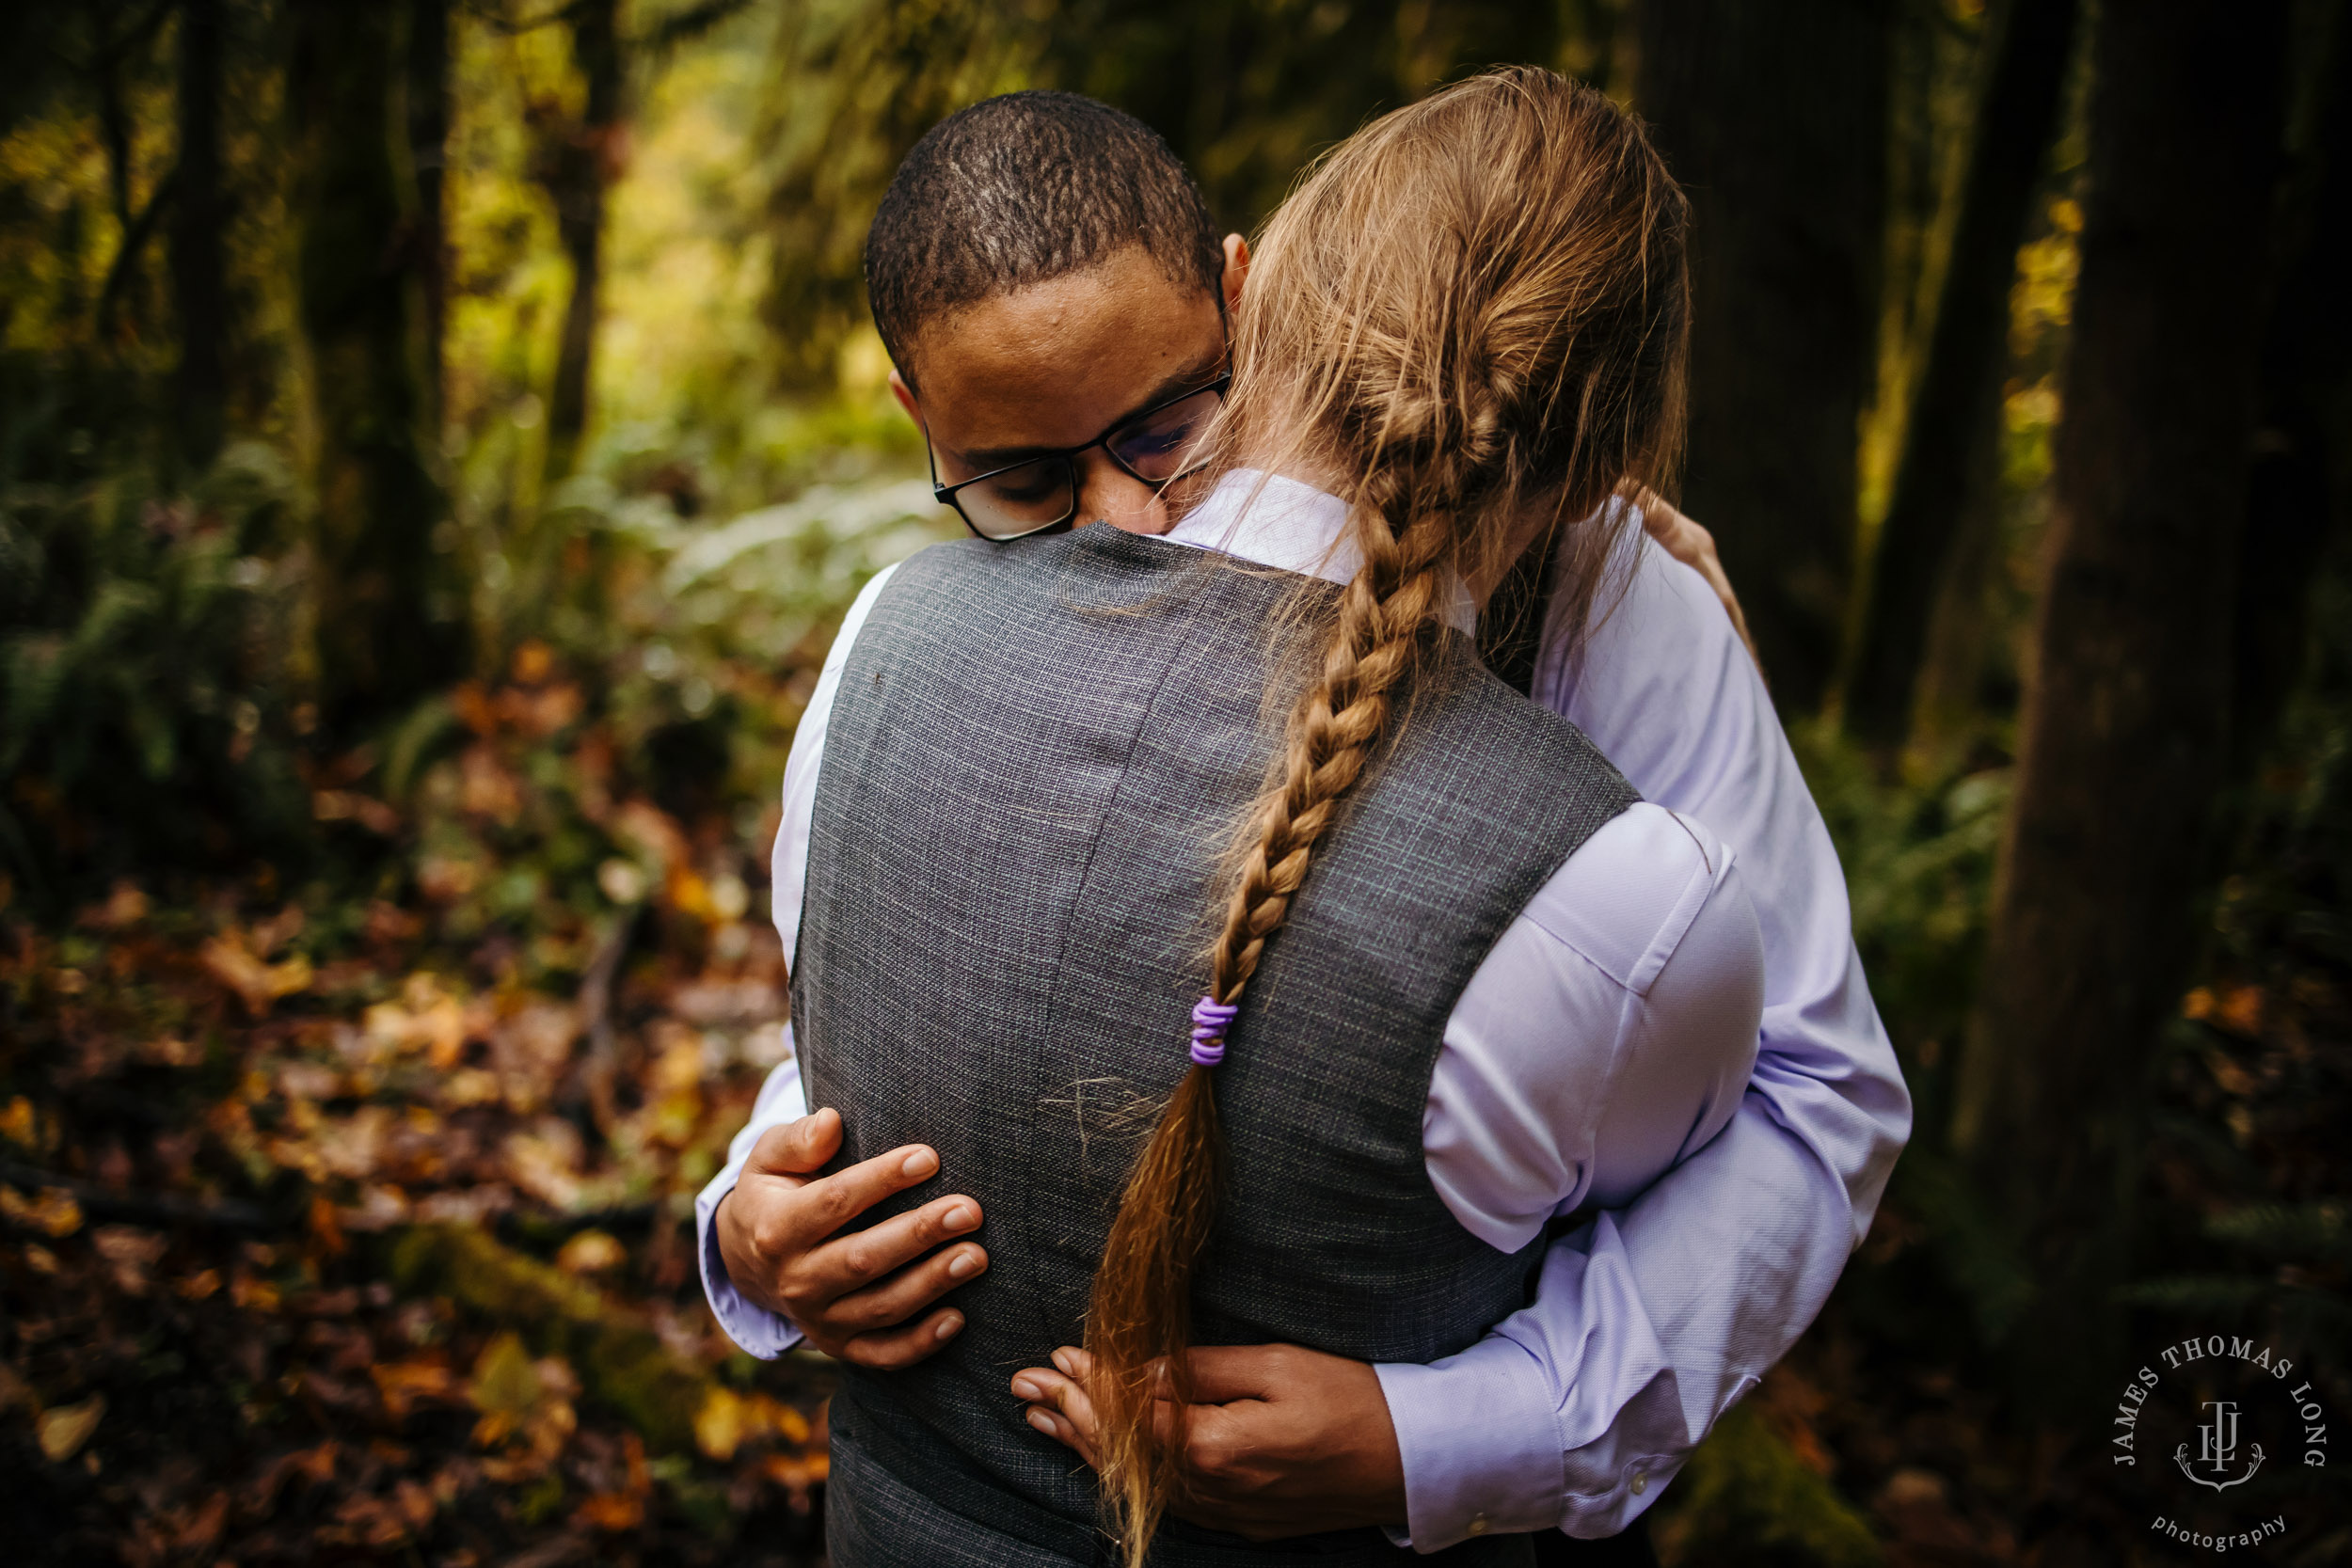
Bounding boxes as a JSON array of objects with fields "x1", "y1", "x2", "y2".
[{"x1": 2, "y1": 642, "x2": 838, "y2": 1566}]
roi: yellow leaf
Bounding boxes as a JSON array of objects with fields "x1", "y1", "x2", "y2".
[
  {"x1": 694, "y1": 1386, "x2": 749, "y2": 1462},
  {"x1": 760, "y1": 1449, "x2": 830, "y2": 1493},
  {"x1": 555, "y1": 1229, "x2": 628, "y2": 1275},
  {"x1": 762, "y1": 1395, "x2": 811, "y2": 1448},
  {"x1": 667, "y1": 866, "x2": 717, "y2": 922},
  {"x1": 38, "y1": 1395, "x2": 103, "y2": 1462},
  {"x1": 0, "y1": 1183, "x2": 83, "y2": 1238},
  {"x1": 0, "y1": 1096, "x2": 36, "y2": 1148},
  {"x1": 469, "y1": 1333, "x2": 543, "y2": 1420},
  {"x1": 200, "y1": 935, "x2": 311, "y2": 1016}
]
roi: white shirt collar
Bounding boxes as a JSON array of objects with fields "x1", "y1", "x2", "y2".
[{"x1": 1160, "y1": 469, "x2": 1476, "y2": 635}]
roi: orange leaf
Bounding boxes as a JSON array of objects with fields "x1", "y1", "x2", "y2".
[
  {"x1": 577, "y1": 1492, "x2": 645, "y2": 1531},
  {"x1": 371, "y1": 1359, "x2": 459, "y2": 1420}
]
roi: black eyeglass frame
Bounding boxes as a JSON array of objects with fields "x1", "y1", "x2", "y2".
[{"x1": 925, "y1": 368, "x2": 1234, "y2": 542}]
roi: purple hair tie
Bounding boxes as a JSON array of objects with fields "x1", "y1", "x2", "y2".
[{"x1": 1190, "y1": 997, "x2": 1240, "y2": 1068}]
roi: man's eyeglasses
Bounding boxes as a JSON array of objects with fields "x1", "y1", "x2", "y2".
[{"x1": 927, "y1": 372, "x2": 1232, "y2": 542}]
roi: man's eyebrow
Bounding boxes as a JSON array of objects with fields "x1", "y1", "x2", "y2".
[{"x1": 954, "y1": 350, "x2": 1225, "y2": 470}]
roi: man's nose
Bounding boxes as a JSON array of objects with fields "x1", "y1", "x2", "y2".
[{"x1": 1078, "y1": 452, "x2": 1169, "y2": 535}]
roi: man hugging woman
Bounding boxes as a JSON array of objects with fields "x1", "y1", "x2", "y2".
[{"x1": 699, "y1": 69, "x2": 1910, "y2": 1568}]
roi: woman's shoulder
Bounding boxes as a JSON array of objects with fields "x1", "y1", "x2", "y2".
[
  {"x1": 1539, "y1": 526, "x2": 1752, "y2": 726},
  {"x1": 1513, "y1": 801, "x2": 1742, "y2": 998}
]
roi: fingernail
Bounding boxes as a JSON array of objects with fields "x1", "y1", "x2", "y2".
[
  {"x1": 1051, "y1": 1348, "x2": 1074, "y2": 1376},
  {"x1": 935, "y1": 1312, "x2": 962, "y2": 1341},
  {"x1": 1011, "y1": 1376, "x2": 1041, "y2": 1401},
  {"x1": 902, "y1": 1148, "x2": 938, "y2": 1180},
  {"x1": 1026, "y1": 1408, "x2": 1056, "y2": 1434},
  {"x1": 943, "y1": 1203, "x2": 976, "y2": 1232},
  {"x1": 947, "y1": 1248, "x2": 978, "y2": 1280}
]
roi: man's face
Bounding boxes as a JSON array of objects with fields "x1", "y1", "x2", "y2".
[{"x1": 894, "y1": 241, "x2": 1242, "y2": 536}]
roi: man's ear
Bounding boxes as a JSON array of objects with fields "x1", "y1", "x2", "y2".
[
  {"x1": 887, "y1": 368, "x2": 921, "y2": 428},
  {"x1": 1221, "y1": 233, "x2": 1251, "y2": 317}
]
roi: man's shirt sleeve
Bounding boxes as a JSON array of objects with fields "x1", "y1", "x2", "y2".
[{"x1": 695, "y1": 1048, "x2": 810, "y2": 1357}]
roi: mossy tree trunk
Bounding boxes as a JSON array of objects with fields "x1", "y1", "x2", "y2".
[
  {"x1": 542, "y1": 0, "x2": 624, "y2": 485},
  {"x1": 1843, "y1": 0, "x2": 2082, "y2": 751},
  {"x1": 406, "y1": 0, "x2": 451, "y2": 439},
  {"x1": 170, "y1": 0, "x2": 229, "y2": 473},
  {"x1": 287, "y1": 0, "x2": 468, "y2": 736},
  {"x1": 1954, "y1": 0, "x2": 2289, "y2": 1412},
  {"x1": 1635, "y1": 0, "x2": 1892, "y2": 715}
]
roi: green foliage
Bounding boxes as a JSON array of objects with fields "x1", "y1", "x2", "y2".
[
  {"x1": 1795, "y1": 719, "x2": 2009, "y2": 1142},
  {"x1": 390, "y1": 1222, "x2": 711, "y2": 1455},
  {"x1": 0, "y1": 431, "x2": 312, "y2": 907},
  {"x1": 1651, "y1": 1402, "x2": 1883, "y2": 1568}
]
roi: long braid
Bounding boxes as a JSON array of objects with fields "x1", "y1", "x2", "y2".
[
  {"x1": 1085, "y1": 494, "x2": 1456, "y2": 1566},
  {"x1": 1078, "y1": 66, "x2": 1690, "y2": 1568}
]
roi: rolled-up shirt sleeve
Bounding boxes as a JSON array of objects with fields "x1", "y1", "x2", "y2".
[{"x1": 695, "y1": 1048, "x2": 811, "y2": 1358}]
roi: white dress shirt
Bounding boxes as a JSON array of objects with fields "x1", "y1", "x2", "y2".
[{"x1": 698, "y1": 470, "x2": 1911, "y2": 1549}]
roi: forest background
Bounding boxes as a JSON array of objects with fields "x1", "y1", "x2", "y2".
[{"x1": 2, "y1": 0, "x2": 2347, "y2": 1563}]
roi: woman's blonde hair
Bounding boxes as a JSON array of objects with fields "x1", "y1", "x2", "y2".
[{"x1": 1083, "y1": 66, "x2": 1690, "y2": 1564}]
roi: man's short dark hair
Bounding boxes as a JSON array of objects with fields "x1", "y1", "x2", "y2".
[{"x1": 865, "y1": 91, "x2": 1223, "y2": 379}]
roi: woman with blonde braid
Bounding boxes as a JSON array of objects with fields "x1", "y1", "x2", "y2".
[{"x1": 778, "y1": 69, "x2": 1764, "y2": 1567}]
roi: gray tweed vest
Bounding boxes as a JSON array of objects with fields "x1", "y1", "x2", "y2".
[{"x1": 793, "y1": 526, "x2": 1636, "y2": 1567}]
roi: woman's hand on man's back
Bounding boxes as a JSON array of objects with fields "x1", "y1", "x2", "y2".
[
  {"x1": 1011, "y1": 1343, "x2": 1407, "y2": 1538},
  {"x1": 1635, "y1": 490, "x2": 1761, "y2": 673},
  {"x1": 713, "y1": 1107, "x2": 990, "y2": 1368}
]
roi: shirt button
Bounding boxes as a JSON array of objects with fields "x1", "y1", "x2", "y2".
[
  {"x1": 1467, "y1": 1514, "x2": 1489, "y2": 1536},
  {"x1": 1629, "y1": 1471, "x2": 1647, "y2": 1497}
]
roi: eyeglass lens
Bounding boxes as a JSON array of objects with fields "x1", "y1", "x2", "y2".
[
  {"x1": 1106, "y1": 387, "x2": 1223, "y2": 483},
  {"x1": 954, "y1": 386, "x2": 1226, "y2": 540},
  {"x1": 959, "y1": 457, "x2": 1077, "y2": 540}
]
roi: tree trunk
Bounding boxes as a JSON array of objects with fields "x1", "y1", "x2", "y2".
[
  {"x1": 543, "y1": 0, "x2": 623, "y2": 484},
  {"x1": 1952, "y1": 0, "x2": 2287, "y2": 1409},
  {"x1": 170, "y1": 0, "x2": 230, "y2": 471},
  {"x1": 1634, "y1": 0, "x2": 1891, "y2": 714},
  {"x1": 287, "y1": 0, "x2": 468, "y2": 736},
  {"x1": 1843, "y1": 0, "x2": 2080, "y2": 748},
  {"x1": 406, "y1": 0, "x2": 451, "y2": 437},
  {"x1": 2230, "y1": 16, "x2": 2352, "y2": 784},
  {"x1": 1904, "y1": 406, "x2": 2006, "y2": 748}
]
